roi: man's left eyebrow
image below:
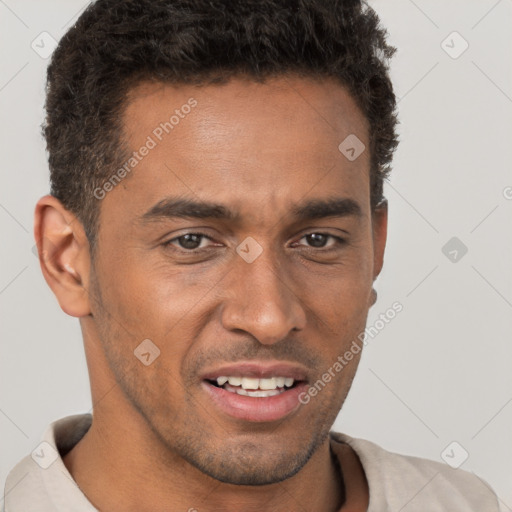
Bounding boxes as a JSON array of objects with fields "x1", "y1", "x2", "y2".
[{"x1": 290, "y1": 197, "x2": 363, "y2": 221}]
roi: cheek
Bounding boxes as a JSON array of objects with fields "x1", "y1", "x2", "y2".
[
  {"x1": 288, "y1": 264, "x2": 372, "y2": 371},
  {"x1": 291, "y1": 257, "x2": 371, "y2": 314},
  {"x1": 96, "y1": 251, "x2": 193, "y2": 325},
  {"x1": 106, "y1": 263, "x2": 217, "y2": 374}
]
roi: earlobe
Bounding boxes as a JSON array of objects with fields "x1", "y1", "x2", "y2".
[{"x1": 34, "y1": 195, "x2": 92, "y2": 317}]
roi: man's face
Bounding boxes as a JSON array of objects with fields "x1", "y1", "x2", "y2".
[{"x1": 86, "y1": 76, "x2": 385, "y2": 485}]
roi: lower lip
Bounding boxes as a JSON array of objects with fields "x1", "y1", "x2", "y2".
[{"x1": 202, "y1": 381, "x2": 308, "y2": 422}]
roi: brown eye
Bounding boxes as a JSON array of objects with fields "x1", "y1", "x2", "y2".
[
  {"x1": 296, "y1": 233, "x2": 344, "y2": 249},
  {"x1": 164, "y1": 233, "x2": 213, "y2": 251},
  {"x1": 177, "y1": 234, "x2": 205, "y2": 249},
  {"x1": 305, "y1": 233, "x2": 329, "y2": 248}
]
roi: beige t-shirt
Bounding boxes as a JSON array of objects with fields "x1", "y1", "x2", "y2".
[{"x1": 2, "y1": 413, "x2": 502, "y2": 511}]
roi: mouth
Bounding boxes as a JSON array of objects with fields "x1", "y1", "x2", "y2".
[{"x1": 201, "y1": 362, "x2": 309, "y2": 422}]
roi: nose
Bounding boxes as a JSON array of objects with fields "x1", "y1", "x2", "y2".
[{"x1": 220, "y1": 250, "x2": 307, "y2": 345}]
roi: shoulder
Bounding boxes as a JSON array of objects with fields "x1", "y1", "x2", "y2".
[
  {"x1": 330, "y1": 431, "x2": 501, "y2": 512},
  {"x1": 3, "y1": 453, "x2": 53, "y2": 511},
  {"x1": 3, "y1": 414, "x2": 95, "y2": 512}
]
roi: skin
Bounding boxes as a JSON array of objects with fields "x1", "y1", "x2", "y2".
[{"x1": 34, "y1": 75, "x2": 387, "y2": 511}]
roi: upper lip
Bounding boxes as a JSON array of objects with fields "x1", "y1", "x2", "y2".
[{"x1": 200, "y1": 361, "x2": 309, "y2": 382}]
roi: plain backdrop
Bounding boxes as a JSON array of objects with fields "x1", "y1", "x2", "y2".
[{"x1": 1, "y1": 0, "x2": 511, "y2": 507}]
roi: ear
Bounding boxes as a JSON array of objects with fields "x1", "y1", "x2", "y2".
[
  {"x1": 371, "y1": 199, "x2": 388, "y2": 281},
  {"x1": 34, "y1": 195, "x2": 92, "y2": 317}
]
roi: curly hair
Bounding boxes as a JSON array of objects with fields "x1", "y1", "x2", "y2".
[{"x1": 44, "y1": 0, "x2": 398, "y2": 251}]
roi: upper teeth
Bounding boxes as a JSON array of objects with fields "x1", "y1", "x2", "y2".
[{"x1": 216, "y1": 376, "x2": 294, "y2": 390}]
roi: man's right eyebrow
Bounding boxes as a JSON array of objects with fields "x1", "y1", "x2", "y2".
[{"x1": 138, "y1": 197, "x2": 240, "y2": 224}]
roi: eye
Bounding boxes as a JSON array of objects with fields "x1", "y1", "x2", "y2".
[
  {"x1": 294, "y1": 233, "x2": 345, "y2": 249},
  {"x1": 164, "y1": 232, "x2": 215, "y2": 251}
]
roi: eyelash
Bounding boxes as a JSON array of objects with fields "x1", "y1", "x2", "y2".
[{"x1": 162, "y1": 231, "x2": 346, "y2": 253}]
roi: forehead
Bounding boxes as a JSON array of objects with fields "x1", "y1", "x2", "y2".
[
  {"x1": 123, "y1": 75, "x2": 368, "y2": 151},
  {"x1": 102, "y1": 76, "x2": 371, "y2": 227}
]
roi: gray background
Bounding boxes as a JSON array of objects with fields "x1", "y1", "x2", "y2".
[{"x1": 1, "y1": 0, "x2": 511, "y2": 507}]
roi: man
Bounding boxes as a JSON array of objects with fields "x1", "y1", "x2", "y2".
[{"x1": 2, "y1": 0, "x2": 501, "y2": 510}]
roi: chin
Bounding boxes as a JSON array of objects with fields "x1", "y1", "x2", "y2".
[
  {"x1": 186, "y1": 440, "x2": 317, "y2": 486},
  {"x1": 198, "y1": 460, "x2": 304, "y2": 486}
]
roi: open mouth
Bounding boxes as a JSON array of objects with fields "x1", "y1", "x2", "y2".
[
  {"x1": 206, "y1": 376, "x2": 299, "y2": 398},
  {"x1": 200, "y1": 363, "x2": 309, "y2": 421}
]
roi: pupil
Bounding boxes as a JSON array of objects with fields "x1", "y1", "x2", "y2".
[
  {"x1": 307, "y1": 233, "x2": 327, "y2": 247},
  {"x1": 180, "y1": 234, "x2": 202, "y2": 249}
]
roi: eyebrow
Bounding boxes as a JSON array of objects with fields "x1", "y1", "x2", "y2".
[{"x1": 138, "y1": 196, "x2": 362, "y2": 224}]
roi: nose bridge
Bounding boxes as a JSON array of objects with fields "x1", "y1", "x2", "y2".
[{"x1": 221, "y1": 247, "x2": 306, "y2": 344}]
